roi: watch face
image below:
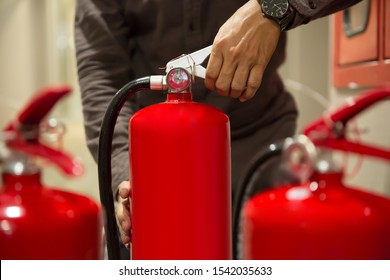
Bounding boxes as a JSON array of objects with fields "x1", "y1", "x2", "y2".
[{"x1": 261, "y1": 0, "x2": 289, "y2": 19}]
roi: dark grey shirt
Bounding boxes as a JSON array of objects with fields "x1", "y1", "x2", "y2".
[{"x1": 75, "y1": 0, "x2": 361, "y2": 195}]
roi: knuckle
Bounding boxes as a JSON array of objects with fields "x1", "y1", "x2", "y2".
[
  {"x1": 245, "y1": 85, "x2": 258, "y2": 100},
  {"x1": 220, "y1": 66, "x2": 235, "y2": 77},
  {"x1": 205, "y1": 79, "x2": 216, "y2": 91},
  {"x1": 213, "y1": 39, "x2": 225, "y2": 52},
  {"x1": 231, "y1": 79, "x2": 245, "y2": 91},
  {"x1": 206, "y1": 69, "x2": 218, "y2": 80},
  {"x1": 228, "y1": 46, "x2": 240, "y2": 62},
  {"x1": 122, "y1": 220, "x2": 131, "y2": 231},
  {"x1": 245, "y1": 50, "x2": 259, "y2": 63},
  {"x1": 215, "y1": 80, "x2": 230, "y2": 94},
  {"x1": 247, "y1": 80, "x2": 260, "y2": 91}
]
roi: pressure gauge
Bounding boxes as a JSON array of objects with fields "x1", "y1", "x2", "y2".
[{"x1": 166, "y1": 68, "x2": 191, "y2": 92}]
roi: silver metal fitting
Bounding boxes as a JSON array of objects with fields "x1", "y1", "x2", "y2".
[{"x1": 150, "y1": 75, "x2": 167, "y2": 91}]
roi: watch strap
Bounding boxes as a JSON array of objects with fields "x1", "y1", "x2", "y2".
[
  {"x1": 278, "y1": 4, "x2": 295, "y2": 31},
  {"x1": 259, "y1": 0, "x2": 296, "y2": 31}
]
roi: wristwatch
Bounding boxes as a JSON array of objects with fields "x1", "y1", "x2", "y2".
[{"x1": 259, "y1": 0, "x2": 295, "y2": 31}]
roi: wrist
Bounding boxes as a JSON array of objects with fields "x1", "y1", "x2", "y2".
[{"x1": 258, "y1": 0, "x2": 296, "y2": 31}]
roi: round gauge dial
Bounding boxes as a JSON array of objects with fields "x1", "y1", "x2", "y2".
[{"x1": 166, "y1": 68, "x2": 191, "y2": 92}]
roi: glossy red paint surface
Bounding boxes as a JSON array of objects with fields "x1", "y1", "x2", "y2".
[
  {"x1": 0, "y1": 173, "x2": 103, "y2": 259},
  {"x1": 129, "y1": 93, "x2": 232, "y2": 259},
  {"x1": 242, "y1": 172, "x2": 390, "y2": 259}
]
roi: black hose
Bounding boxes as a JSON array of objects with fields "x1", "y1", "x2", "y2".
[
  {"x1": 232, "y1": 143, "x2": 283, "y2": 260},
  {"x1": 98, "y1": 77, "x2": 151, "y2": 260}
]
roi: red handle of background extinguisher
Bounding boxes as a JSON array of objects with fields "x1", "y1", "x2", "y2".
[
  {"x1": 2, "y1": 85, "x2": 83, "y2": 176},
  {"x1": 6, "y1": 85, "x2": 71, "y2": 127},
  {"x1": 303, "y1": 87, "x2": 390, "y2": 161}
]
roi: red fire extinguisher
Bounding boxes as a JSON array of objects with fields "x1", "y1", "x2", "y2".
[
  {"x1": 0, "y1": 86, "x2": 103, "y2": 260},
  {"x1": 98, "y1": 46, "x2": 232, "y2": 260},
  {"x1": 235, "y1": 87, "x2": 390, "y2": 260}
]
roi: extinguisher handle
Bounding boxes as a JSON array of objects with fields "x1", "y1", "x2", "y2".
[
  {"x1": 166, "y1": 45, "x2": 212, "y2": 79},
  {"x1": 5, "y1": 85, "x2": 72, "y2": 127},
  {"x1": 303, "y1": 87, "x2": 390, "y2": 161},
  {"x1": 2, "y1": 85, "x2": 84, "y2": 176}
]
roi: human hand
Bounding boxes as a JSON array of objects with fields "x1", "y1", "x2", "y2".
[
  {"x1": 115, "y1": 181, "x2": 131, "y2": 249},
  {"x1": 205, "y1": 0, "x2": 281, "y2": 102}
]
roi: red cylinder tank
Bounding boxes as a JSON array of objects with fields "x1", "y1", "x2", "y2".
[
  {"x1": 129, "y1": 92, "x2": 232, "y2": 260},
  {"x1": 242, "y1": 172, "x2": 390, "y2": 259},
  {"x1": 0, "y1": 172, "x2": 102, "y2": 260}
]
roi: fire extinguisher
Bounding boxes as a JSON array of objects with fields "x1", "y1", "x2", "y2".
[
  {"x1": 98, "y1": 46, "x2": 232, "y2": 260},
  {"x1": 0, "y1": 86, "x2": 103, "y2": 260},
  {"x1": 234, "y1": 87, "x2": 390, "y2": 260}
]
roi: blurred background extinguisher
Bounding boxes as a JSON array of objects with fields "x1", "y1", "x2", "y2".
[
  {"x1": 234, "y1": 87, "x2": 390, "y2": 260},
  {"x1": 0, "y1": 86, "x2": 103, "y2": 259}
]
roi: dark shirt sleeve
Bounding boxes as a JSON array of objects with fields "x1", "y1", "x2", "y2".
[
  {"x1": 287, "y1": 0, "x2": 363, "y2": 29},
  {"x1": 75, "y1": 0, "x2": 135, "y2": 193}
]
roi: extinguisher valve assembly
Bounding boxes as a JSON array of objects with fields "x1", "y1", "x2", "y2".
[{"x1": 150, "y1": 45, "x2": 212, "y2": 92}]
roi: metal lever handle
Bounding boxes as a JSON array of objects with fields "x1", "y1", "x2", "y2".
[{"x1": 165, "y1": 45, "x2": 212, "y2": 79}]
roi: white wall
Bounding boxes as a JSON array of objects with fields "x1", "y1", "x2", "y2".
[
  {"x1": 280, "y1": 17, "x2": 330, "y2": 133},
  {"x1": 1, "y1": 0, "x2": 41, "y2": 121}
]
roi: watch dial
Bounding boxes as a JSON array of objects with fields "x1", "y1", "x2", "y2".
[{"x1": 262, "y1": 0, "x2": 289, "y2": 18}]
